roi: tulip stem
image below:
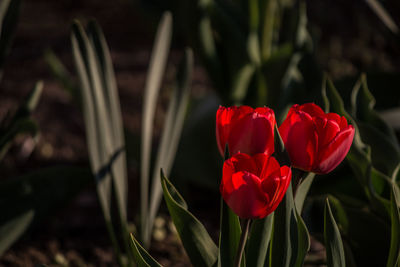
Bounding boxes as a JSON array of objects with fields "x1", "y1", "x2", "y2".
[{"x1": 234, "y1": 219, "x2": 251, "y2": 267}]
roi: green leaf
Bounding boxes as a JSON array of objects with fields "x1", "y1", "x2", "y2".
[
  {"x1": 245, "y1": 214, "x2": 273, "y2": 267},
  {"x1": 44, "y1": 50, "x2": 80, "y2": 102},
  {"x1": 0, "y1": 81, "x2": 42, "y2": 161},
  {"x1": 0, "y1": 166, "x2": 92, "y2": 256},
  {"x1": 87, "y1": 19, "x2": 129, "y2": 227},
  {"x1": 147, "y1": 48, "x2": 194, "y2": 244},
  {"x1": 129, "y1": 234, "x2": 162, "y2": 267},
  {"x1": 218, "y1": 199, "x2": 241, "y2": 267},
  {"x1": 0, "y1": 210, "x2": 34, "y2": 255},
  {"x1": 324, "y1": 198, "x2": 346, "y2": 267},
  {"x1": 161, "y1": 170, "x2": 218, "y2": 266},
  {"x1": 387, "y1": 184, "x2": 400, "y2": 267},
  {"x1": 71, "y1": 21, "x2": 113, "y2": 223},
  {"x1": 141, "y1": 12, "x2": 173, "y2": 244},
  {"x1": 365, "y1": 0, "x2": 399, "y2": 34},
  {"x1": 269, "y1": 183, "x2": 310, "y2": 267},
  {"x1": 294, "y1": 173, "x2": 314, "y2": 213},
  {"x1": 71, "y1": 20, "x2": 133, "y2": 264},
  {"x1": 351, "y1": 74, "x2": 400, "y2": 176}
]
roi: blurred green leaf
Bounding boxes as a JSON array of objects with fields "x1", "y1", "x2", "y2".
[
  {"x1": 71, "y1": 20, "x2": 131, "y2": 264},
  {"x1": 87, "y1": 19, "x2": 129, "y2": 231},
  {"x1": 44, "y1": 49, "x2": 80, "y2": 102},
  {"x1": 161, "y1": 170, "x2": 218, "y2": 266},
  {"x1": 387, "y1": 184, "x2": 400, "y2": 267},
  {"x1": 0, "y1": 81, "x2": 42, "y2": 161},
  {"x1": 245, "y1": 214, "x2": 273, "y2": 267},
  {"x1": 324, "y1": 198, "x2": 346, "y2": 267},
  {"x1": 0, "y1": 166, "x2": 92, "y2": 256},
  {"x1": 269, "y1": 183, "x2": 310, "y2": 267},
  {"x1": 365, "y1": 0, "x2": 398, "y2": 34},
  {"x1": 129, "y1": 234, "x2": 162, "y2": 267},
  {"x1": 218, "y1": 199, "x2": 241, "y2": 267},
  {"x1": 147, "y1": 48, "x2": 193, "y2": 244},
  {"x1": 0, "y1": 210, "x2": 34, "y2": 255},
  {"x1": 141, "y1": 12, "x2": 173, "y2": 244},
  {"x1": 351, "y1": 75, "x2": 400, "y2": 176}
]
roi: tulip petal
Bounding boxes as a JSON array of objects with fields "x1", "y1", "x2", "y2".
[
  {"x1": 281, "y1": 110, "x2": 317, "y2": 171},
  {"x1": 256, "y1": 155, "x2": 281, "y2": 180},
  {"x1": 266, "y1": 166, "x2": 292, "y2": 213},
  {"x1": 314, "y1": 117, "x2": 340, "y2": 148},
  {"x1": 216, "y1": 106, "x2": 253, "y2": 155},
  {"x1": 298, "y1": 103, "x2": 325, "y2": 117},
  {"x1": 315, "y1": 125, "x2": 355, "y2": 174},
  {"x1": 224, "y1": 171, "x2": 269, "y2": 219},
  {"x1": 228, "y1": 113, "x2": 274, "y2": 155},
  {"x1": 230, "y1": 152, "x2": 258, "y2": 174}
]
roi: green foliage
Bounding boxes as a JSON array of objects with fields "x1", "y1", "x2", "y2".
[
  {"x1": 218, "y1": 199, "x2": 241, "y2": 267},
  {"x1": 161, "y1": 170, "x2": 218, "y2": 266},
  {"x1": 0, "y1": 82, "x2": 42, "y2": 161},
  {"x1": 320, "y1": 75, "x2": 400, "y2": 266},
  {"x1": 387, "y1": 184, "x2": 400, "y2": 267},
  {"x1": 71, "y1": 19, "x2": 131, "y2": 265},
  {"x1": 129, "y1": 234, "x2": 163, "y2": 267},
  {"x1": 245, "y1": 214, "x2": 273, "y2": 267},
  {"x1": 140, "y1": 12, "x2": 173, "y2": 245},
  {"x1": 324, "y1": 198, "x2": 346, "y2": 267}
]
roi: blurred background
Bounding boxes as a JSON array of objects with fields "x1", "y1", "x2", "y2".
[{"x1": 1, "y1": 0, "x2": 400, "y2": 266}]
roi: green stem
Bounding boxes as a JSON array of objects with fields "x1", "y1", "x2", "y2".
[
  {"x1": 234, "y1": 219, "x2": 251, "y2": 267},
  {"x1": 104, "y1": 217, "x2": 126, "y2": 267}
]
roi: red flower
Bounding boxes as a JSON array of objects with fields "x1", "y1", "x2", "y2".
[
  {"x1": 216, "y1": 106, "x2": 275, "y2": 156},
  {"x1": 220, "y1": 153, "x2": 291, "y2": 219},
  {"x1": 279, "y1": 103, "x2": 355, "y2": 174}
]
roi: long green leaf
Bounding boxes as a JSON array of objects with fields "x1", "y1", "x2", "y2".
[
  {"x1": 294, "y1": 173, "x2": 314, "y2": 213},
  {"x1": 269, "y1": 183, "x2": 310, "y2": 267},
  {"x1": 0, "y1": 210, "x2": 34, "y2": 255},
  {"x1": 71, "y1": 21, "x2": 112, "y2": 222},
  {"x1": 71, "y1": 21, "x2": 128, "y2": 265},
  {"x1": 245, "y1": 214, "x2": 273, "y2": 267},
  {"x1": 141, "y1": 12, "x2": 173, "y2": 245},
  {"x1": 387, "y1": 184, "x2": 400, "y2": 267},
  {"x1": 87, "y1": 20, "x2": 128, "y2": 226},
  {"x1": 130, "y1": 234, "x2": 162, "y2": 267},
  {"x1": 147, "y1": 48, "x2": 193, "y2": 244},
  {"x1": 324, "y1": 198, "x2": 346, "y2": 267},
  {"x1": 218, "y1": 199, "x2": 241, "y2": 267},
  {"x1": 161, "y1": 170, "x2": 218, "y2": 266}
]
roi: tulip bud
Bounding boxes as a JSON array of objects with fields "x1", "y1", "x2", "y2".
[
  {"x1": 216, "y1": 106, "x2": 275, "y2": 156},
  {"x1": 279, "y1": 103, "x2": 355, "y2": 174},
  {"x1": 220, "y1": 153, "x2": 291, "y2": 219}
]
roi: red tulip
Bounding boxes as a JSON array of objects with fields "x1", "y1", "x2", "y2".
[
  {"x1": 216, "y1": 106, "x2": 275, "y2": 156},
  {"x1": 279, "y1": 103, "x2": 355, "y2": 174},
  {"x1": 220, "y1": 153, "x2": 291, "y2": 219}
]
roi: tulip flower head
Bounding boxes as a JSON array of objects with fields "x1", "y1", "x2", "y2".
[
  {"x1": 279, "y1": 103, "x2": 355, "y2": 174},
  {"x1": 220, "y1": 153, "x2": 291, "y2": 219},
  {"x1": 216, "y1": 106, "x2": 276, "y2": 156}
]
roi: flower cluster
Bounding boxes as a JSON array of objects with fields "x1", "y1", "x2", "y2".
[{"x1": 217, "y1": 103, "x2": 354, "y2": 219}]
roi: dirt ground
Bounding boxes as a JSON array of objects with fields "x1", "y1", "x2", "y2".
[{"x1": 1, "y1": 0, "x2": 399, "y2": 266}]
